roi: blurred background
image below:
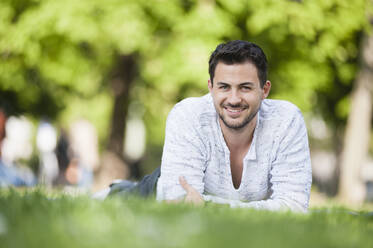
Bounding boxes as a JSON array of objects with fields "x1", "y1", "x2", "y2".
[{"x1": 0, "y1": 0, "x2": 372, "y2": 207}]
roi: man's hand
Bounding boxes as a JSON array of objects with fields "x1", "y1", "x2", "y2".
[{"x1": 179, "y1": 176, "x2": 204, "y2": 206}]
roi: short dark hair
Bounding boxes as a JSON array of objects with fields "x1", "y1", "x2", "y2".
[{"x1": 208, "y1": 40, "x2": 268, "y2": 88}]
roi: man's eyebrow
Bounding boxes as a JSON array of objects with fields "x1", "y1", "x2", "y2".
[
  {"x1": 216, "y1": 81, "x2": 256, "y2": 86},
  {"x1": 216, "y1": 82, "x2": 229, "y2": 85},
  {"x1": 240, "y1": 82, "x2": 255, "y2": 86}
]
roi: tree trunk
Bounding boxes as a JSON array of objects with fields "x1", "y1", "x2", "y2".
[
  {"x1": 94, "y1": 54, "x2": 137, "y2": 190},
  {"x1": 338, "y1": 33, "x2": 373, "y2": 205},
  {"x1": 107, "y1": 54, "x2": 137, "y2": 156}
]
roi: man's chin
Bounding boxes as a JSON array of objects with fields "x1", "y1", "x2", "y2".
[{"x1": 220, "y1": 116, "x2": 248, "y2": 130}]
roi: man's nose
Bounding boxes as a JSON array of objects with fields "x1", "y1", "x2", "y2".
[{"x1": 227, "y1": 89, "x2": 241, "y2": 105}]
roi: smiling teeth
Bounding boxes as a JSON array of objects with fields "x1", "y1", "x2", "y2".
[{"x1": 227, "y1": 109, "x2": 241, "y2": 112}]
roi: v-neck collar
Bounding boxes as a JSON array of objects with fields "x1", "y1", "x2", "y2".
[{"x1": 215, "y1": 111, "x2": 260, "y2": 161}]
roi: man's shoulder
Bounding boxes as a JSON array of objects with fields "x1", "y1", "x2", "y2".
[
  {"x1": 259, "y1": 99, "x2": 306, "y2": 143},
  {"x1": 260, "y1": 99, "x2": 302, "y2": 121},
  {"x1": 165, "y1": 94, "x2": 215, "y2": 137},
  {"x1": 170, "y1": 94, "x2": 214, "y2": 119},
  {"x1": 175, "y1": 93, "x2": 211, "y2": 108}
]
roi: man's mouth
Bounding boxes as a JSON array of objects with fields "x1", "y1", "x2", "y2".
[{"x1": 223, "y1": 105, "x2": 247, "y2": 116}]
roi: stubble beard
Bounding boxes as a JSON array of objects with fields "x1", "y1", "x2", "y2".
[{"x1": 218, "y1": 104, "x2": 260, "y2": 130}]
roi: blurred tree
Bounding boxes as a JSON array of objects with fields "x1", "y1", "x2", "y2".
[{"x1": 339, "y1": 16, "x2": 373, "y2": 204}]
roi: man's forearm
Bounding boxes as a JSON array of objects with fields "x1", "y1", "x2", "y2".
[{"x1": 202, "y1": 194, "x2": 307, "y2": 212}]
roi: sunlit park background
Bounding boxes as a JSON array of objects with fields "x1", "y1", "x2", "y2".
[{"x1": 1, "y1": 0, "x2": 373, "y2": 246}]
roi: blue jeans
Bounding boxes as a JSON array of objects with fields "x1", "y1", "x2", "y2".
[
  {"x1": 0, "y1": 161, "x2": 36, "y2": 187},
  {"x1": 108, "y1": 167, "x2": 160, "y2": 198}
]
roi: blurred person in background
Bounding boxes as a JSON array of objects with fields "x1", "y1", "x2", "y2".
[
  {"x1": 54, "y1": 120, "x2": 99, "y2": 191},
  {"x1": 54, "y1": 129, "x2": 72, "y2": 186},
  {"x1": 67, "y1": 119, "x2": 99, "y2": 189},
  {"x1": 0, "y1": 108, "x2": 6, "y2": 158},
  {"x1": 0, "y1": 107, "x2": 36, "y2": 187},
  {"x1": 36, "y1": 120, "x2": 59, "y2": 186}
]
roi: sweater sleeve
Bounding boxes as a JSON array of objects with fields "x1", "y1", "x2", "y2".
[{"x1": 156, "y1": 103, "x2": 207, "y2": 201}]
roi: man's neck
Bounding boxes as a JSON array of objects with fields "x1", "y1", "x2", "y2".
[{"x1": 219, "y1": 115, "x2": 257, "y2": 152}]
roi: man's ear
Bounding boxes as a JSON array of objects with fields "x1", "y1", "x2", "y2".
[
  {"x1": 208, "y1": 79, "x2": 213, "y2": 92},
  {"x1": 262, "y1": 80, "x2": 271, "y2": 99}
]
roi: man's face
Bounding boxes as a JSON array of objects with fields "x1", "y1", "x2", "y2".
[{"x1": 208, "y1": 61, "x2": 271, "y2": 130}]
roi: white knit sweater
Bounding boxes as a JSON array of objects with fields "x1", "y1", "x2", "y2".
[{"x1": 156, "y1": 94, "x2": 312, "y2": 212}]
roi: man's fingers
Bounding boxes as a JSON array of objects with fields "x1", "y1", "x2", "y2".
[
  {"x1": 178, "y1": 176, "x2": 204, "y2": 206},
  {"x1": 179, "y1": 176, "x2": 192, "y2": 192}
]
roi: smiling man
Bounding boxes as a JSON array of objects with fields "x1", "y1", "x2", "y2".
[{"x1": 156, "y1": 40, "x2": 312, "y2": 212}]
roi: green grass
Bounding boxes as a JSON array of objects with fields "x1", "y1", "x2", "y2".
[{"x1": 0, "y1": 189, "x2": 372, "y2": 248}]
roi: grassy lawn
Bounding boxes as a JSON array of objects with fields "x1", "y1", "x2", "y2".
[{"x1": 0, "y1": 189, "x2": 372, "y2": 248}]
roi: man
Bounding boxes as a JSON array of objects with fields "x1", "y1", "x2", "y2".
[
  {"x1": 155, "y1": 40, "x2": 312, "y2": 212},
  {"x1": 100, "y1": 40, "x2": 312, "y2": 212}
]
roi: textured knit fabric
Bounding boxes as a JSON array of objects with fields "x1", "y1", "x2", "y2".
[{"x1": 156, "y1": 94, "x2": 312, "y2": 212}]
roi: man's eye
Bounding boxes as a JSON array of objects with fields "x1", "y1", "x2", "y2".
[
  {"x1": 242, "y1": 86, "x2": 251, "y2": 90},
  {"x1": 219, "y1": 85, "x2": 228, "y2": 89}
]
